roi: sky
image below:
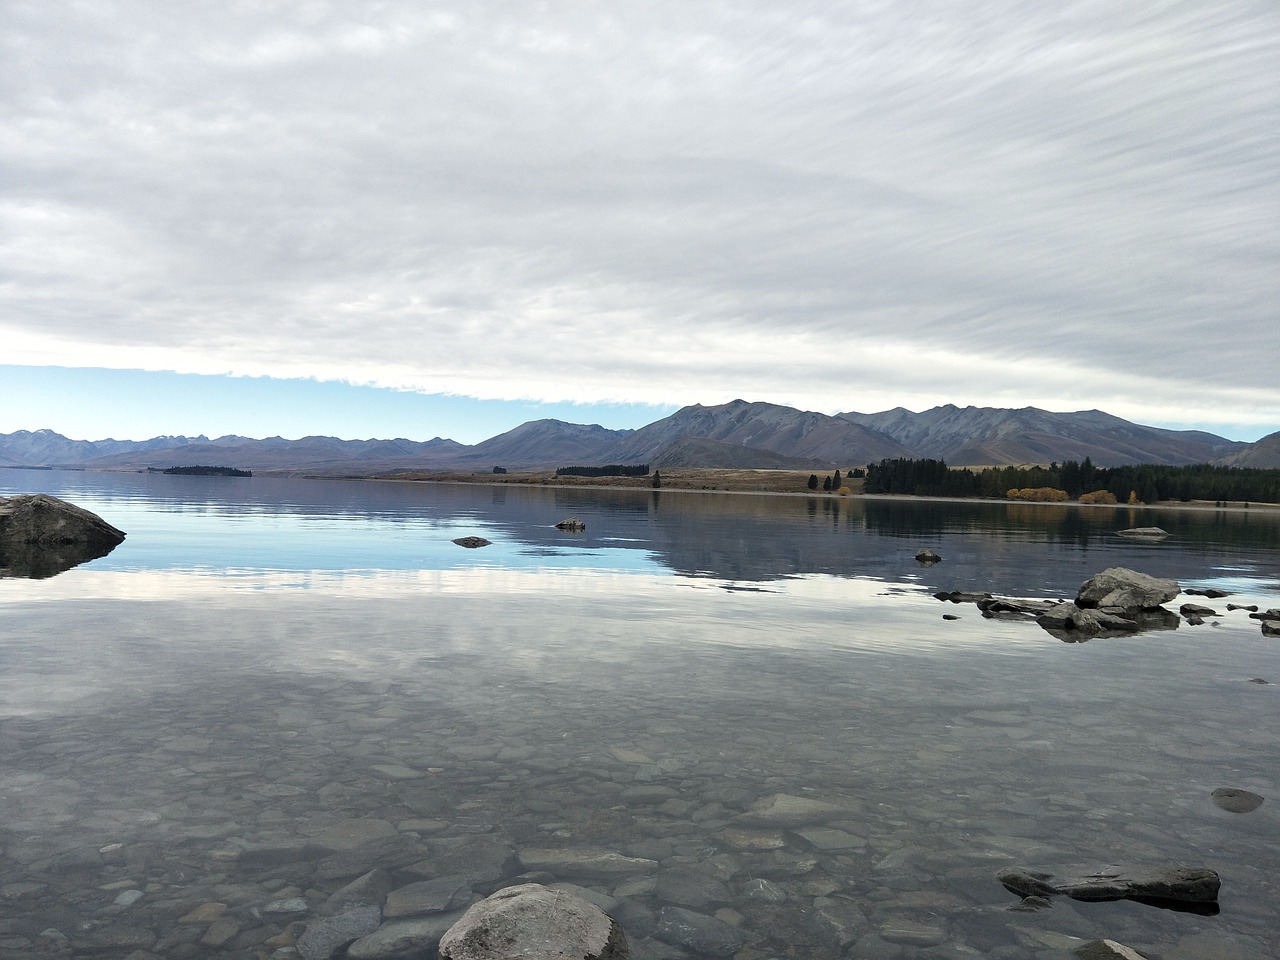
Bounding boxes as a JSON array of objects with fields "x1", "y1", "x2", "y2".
[{"x1": 2, "y1": 2, "x2": 1277, "y2": 445}]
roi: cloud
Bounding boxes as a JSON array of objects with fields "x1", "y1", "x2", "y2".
[{"x1": 2, "y1": 1, "x2": 1277, "y2": 432}]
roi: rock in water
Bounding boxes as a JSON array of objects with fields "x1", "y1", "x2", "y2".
[
  {"x1": 452, "y1": 536, "x2": 491, "y2": 548},
  {"x1": 1116, "y1": 527, "x2": 1169, "y2": 540},
  {"x1": 437, "y1": 883, "x2": 629, "y2": 960},
  {"x1": 737, "y1": 793, "x2": 851, "y2": 827},
  {"x1": 297, "y1": 906, "x2": 382, "y2": 960},
  {"x1": 997, "y1": 866, "x2": 1220, "y2": 906},
  {"x1": 1075, "y1": 567, "x2": 1179, "y2": 610},
  {"x1": 0, "y1": 493, "x2": 127, "y2": 579},
  {"x1": 1211, "y1": 787, "x2": 1264, "y2": 813},
  {"x1": 915, "y1": 548, "x2": 942, "y2": 564},
  {"x1": 1075, "y1": 941, "x2": 1151, "y2": 960},
  {"x1": 555, "y1": 518, "x2": 586, "y2": 531},
  {"x1": 653, "y1": 906, "x2": 744, "y2": 958}
]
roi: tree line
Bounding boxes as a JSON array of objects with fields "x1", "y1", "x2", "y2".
[
  {"x1": 555, "y1": 464, "x2": 650, "y2": 477},
  {"x1": 862, "y1": 457, "x2": 1280, "y2": 504},
  {"x1": 158, "y1": 465, "x2": 252, "y2": 477},
  {"x1": 807, "y1": 468, "x2": 866, "y2": 491}
]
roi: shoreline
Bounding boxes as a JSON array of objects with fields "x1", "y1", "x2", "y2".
[{"x1": 367, "y1": 468, "x2": 1280, "y2": 513}]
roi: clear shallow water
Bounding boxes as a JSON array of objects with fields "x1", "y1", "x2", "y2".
[{"x1": 2, "y1": 469, "x2": 1280, "y2": 959}]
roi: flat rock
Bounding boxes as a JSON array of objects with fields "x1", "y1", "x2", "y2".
[
  {"x1": 1180, "y1": 603, "x2": 1218, "y2": 618},
  {"x1": 935, "y1": 590, "x2": 993, "y2": 604},
  {"x1": 979, "y1": 596, "x2": 1061, "y2": 619},
  {"x1": 517, "y1": 847, "x2": 657, "y2": 879},
  {"x1": 737, "y1": 793, "x2": 850, "y2": 827},
  {"x1": 408, "y1": 836, "x2": 518, "y2": 890},
  {"x1": 320, "y1": 869, "x2": 395, "y2": 916},
  {"x1": 1116, "y1": 527, "x2": 1169, "y2": 540},
  {"x1": 879, "y1": 918, "x2": 947, "y2": 946},
  {"x1": 1211, "y1": 787, "x2": 1264, "y2": 813},
  {"x1": 298, "y1": 906, "x2": 383, "y2": 960},
  {"x1": 315, "y1": 834, "x2": 433, "y2": 881},
  {"x1": 313, "y1": 819, "x2": 400, "y2": 851},
  {"x1": 385, "y1": 876, "x2": 475, "y2": 917},
  {"x1": 1076, "y1": 940, "x2": 1151, "y2": 960},
  {"x1": 998, "y1": 865, "x2": 1220, "y2": 905},
  {"x1": 805, "y1": 902, "x2": 868, "y2": 949},
  {"x1": 347, "y1": 910, "x2": 468, "y2": 960},
  {"x1": 653, "y1": 906, "x2": 744, "y2": 958},
  {"x1": 786, "y1": 826, "x2": 865, "y2": 851},
  {"x1": 452, "y1": 536, "x2": 491, "y2": 548},
  {"x1": 178, "y1": 902, "x2": 228, "y2": 924},
  {"x1": 654, "y1": 870, "x2": 731, "y2": 909},
  {"x1": 437, "y1": 883, "x2": 629, "y2": 960}
]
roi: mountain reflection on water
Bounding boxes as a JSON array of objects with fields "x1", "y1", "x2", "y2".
[
  {"x1": 2, "y1": 469, "x2": 1280, "y2": 959},
  {"x1": 3, "y1": 469, "x2": 1278, "y2": 595}
]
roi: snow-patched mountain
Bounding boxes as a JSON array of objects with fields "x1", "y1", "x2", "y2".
[
  {"x1": 0, "y1": 430, "x2": 466, "y2": 474},
  {"x1": 838, "y1": 405, "x2": 1245, "y2": 466},
  {"x1": 0, "y1": 429, "x2": 202, "y2": 468}
]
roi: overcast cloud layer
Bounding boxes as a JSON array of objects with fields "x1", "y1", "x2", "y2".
[{"x1": 3, "y1": 1, "x2": 1278, "y2": 435}]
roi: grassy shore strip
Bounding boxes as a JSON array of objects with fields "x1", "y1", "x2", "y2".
[
  {"x1": 378, "y1": 468, "x2": 1280, "y2": 510},
  {"x1": 385, "y1": 467, "x2": 834, "y2": 496}
]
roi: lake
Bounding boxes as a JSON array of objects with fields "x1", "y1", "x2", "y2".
[{"x1": 2, "y1": 468, "x2": 1279, "y2": 960}]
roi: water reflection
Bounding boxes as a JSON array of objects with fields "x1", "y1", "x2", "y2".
[
  {"x1": 4, "y1": 470, "x2": 1279, "y2": 597},
  {"x1": 0, "y1": 535, "x2": 122, "y2": 580}
]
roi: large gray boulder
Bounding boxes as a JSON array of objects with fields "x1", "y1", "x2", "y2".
[
  {"x1": 437, "y1": 883, "x2": 629, "y2": 960},
  {"x1": 1076, "y1": 567, "x2": 1179, "y2": 610},
  {"x1": 0, "y1": 493, "x2": 126, "y2": 578}
]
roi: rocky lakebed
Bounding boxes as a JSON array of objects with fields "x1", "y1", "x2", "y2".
[{"x1": 1, "y1": 636, "x2": 1273, "y2": 960}]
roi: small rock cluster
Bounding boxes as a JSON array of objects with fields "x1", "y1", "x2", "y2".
[{"x1": 938, "y1": 566, "x2": 1280, "y2": 640}]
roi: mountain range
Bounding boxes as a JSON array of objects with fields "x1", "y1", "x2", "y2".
[{"x1": 2, "y1": 400, "x2": 1277, "y2": 475}]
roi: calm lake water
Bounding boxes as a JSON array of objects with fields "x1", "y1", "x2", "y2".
[{"x1": 3, "y1": 468, "x2": 1280, "y2": 960}]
